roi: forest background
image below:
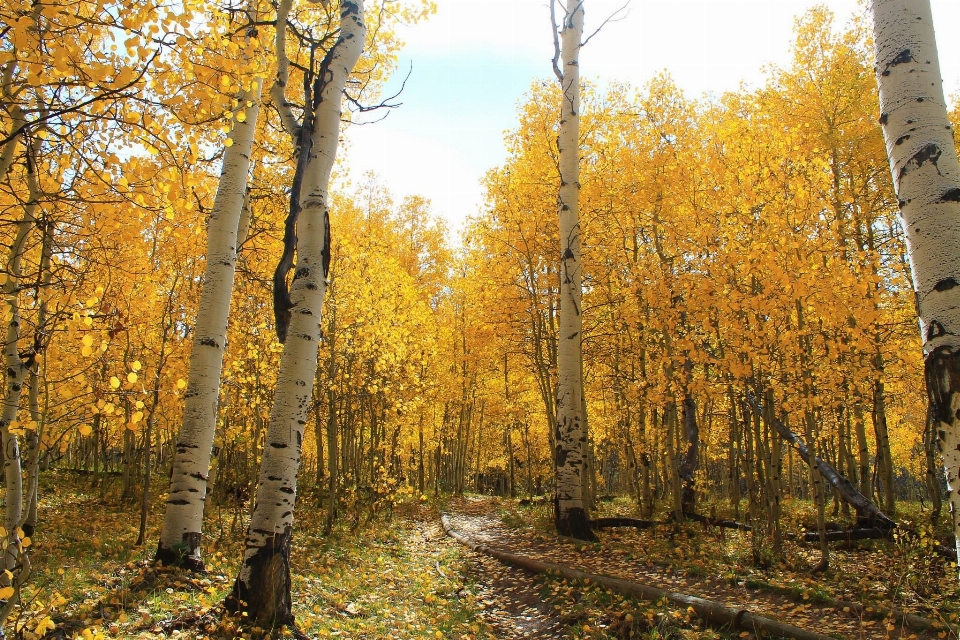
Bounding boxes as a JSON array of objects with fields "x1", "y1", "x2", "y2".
[{"x1": 3, "y1": 0, "x2": 960, "y2": 637}]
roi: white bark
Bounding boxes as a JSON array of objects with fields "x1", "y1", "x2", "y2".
[
  {"x1": 156, "y1": 0, "x2": 264, "y2": 569},
  {"x1": 231, "y1": 0, "x2": 365, "y2": 621},
  {"x1": 553, "y1": 0, "x2": 591, "y2": 538},
  {"x1": 871, "y1": 0, "x2": 960, "y2": 579},
  {"x1": 0, "y1": 135, "x2": 41, "y2": 603}
]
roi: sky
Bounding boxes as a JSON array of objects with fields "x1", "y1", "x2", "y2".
[{"x1": 339, "y1": 0, "x2": 960, "y2": 234}]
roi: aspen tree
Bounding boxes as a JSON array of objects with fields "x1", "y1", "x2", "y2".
[
  {"x1": 871, "y1": 0, "x2": 960, "y2": 577},
  {"x1": 551, "y1": 0, "x2": 594, "y2": 540},
  {"x1": 155, "y1": 0, "x2": 265, "y2": 571},
  {"x1": 0, "y1": 134, "x2": 42, "y2": 629},
  {"x1": 225, "y1": 0, "x2": 365, "y2": 627}
]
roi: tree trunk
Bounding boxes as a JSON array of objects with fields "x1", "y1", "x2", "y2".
[
  {"x1": 871, "y1": 0, "x2": 960, "y2": 578},
  {"x1": 872, "y1": 378, "x2": 896, "y2": 515},
  {"x1": 0, "y1": 135, "x2": 41, "y2": 604},
  {"x1": 226, "y1": 0, "x2": 365, "y2": 628},
  {"x1": 156, "y1": 0, "x2": 265, "y2": 571},
  {"x1": 551, "y1": 0, "x2": 593, "y2": 541}
]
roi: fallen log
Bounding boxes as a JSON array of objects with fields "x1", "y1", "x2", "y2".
[
  {"x1": 790, "y1": 528, "x2": 891, "y2": 543},
  {"x1": 683, "y1": 512, "x2": 753, "y2": 531},
  {"x1": 745, "y1": 394, "x2": 896, "y2": 530},
  {"x1": 740, "y1": 577, "x2": 959, "y2": 636},
  {"x1": 589, "y1": 517, "x2": 664, "y2": 530},
  {"x1": 441, "y1": 514, "x2": 835, "y2": 640}
]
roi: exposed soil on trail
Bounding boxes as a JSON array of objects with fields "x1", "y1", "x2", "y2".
[
  {"x1": 443, "y1": 496, "x2": 951, "y2": 640},
  {"x1": 414, "y1": 514, "x2": 569, "y2": 638}
]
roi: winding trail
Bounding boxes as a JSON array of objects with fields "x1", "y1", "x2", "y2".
[{"x1": 444, "y1": 496, "x2": 952, "y2": 640}]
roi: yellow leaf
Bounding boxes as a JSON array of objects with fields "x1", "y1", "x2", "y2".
[
  {"x1": 225, "y1": 138, "x2": 234, "y2": 148},
  {"x1": 132, "y1": 360, "x2": 142, "y2": 371},
  {"x1": 127, "y1": 372, "x2": 138, "y2": 383},
  {"x1": 0, "y1": 586, "x2": 13, "y2": 599},
  {"x1": 78, "y1": 424, "x2": 92, "y2": 436},
  {"x1": 81, "y1": 335, "x2": 94, "y2": 347},
  {"x1": 176, "y1": 378, "x2": 187, "y2": 390},
  {"x1": 110, "y1": 376, "x2": 121, "y2": 389},
  {"x1": 81, "y1": 346, "x2": 93, "y2": 357},
  {"x1": 20, "y1": 537, "x2": 30, "y2": 548}
]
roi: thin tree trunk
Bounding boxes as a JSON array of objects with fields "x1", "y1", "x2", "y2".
[{"x1": 155, "y1": 0, "x2": 265, "y2": 571}]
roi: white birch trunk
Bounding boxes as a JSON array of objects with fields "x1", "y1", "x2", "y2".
[
  {"x1": 154, "y1": 0, "x2": 264, "y2": 570},
  {"x1": 227, "y1": 0, "x2": 365, "y2": 628},
  {"x1": 871, "y1": 0, "x2": 960, "y2": 579},
  {"x1": 0, "y1": 136, "x2": 41, "y2": 622},
  {"x1": 553, "y1": 0, "x2": 593, "y2": 540}
]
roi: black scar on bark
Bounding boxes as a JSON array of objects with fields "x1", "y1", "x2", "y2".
[
  {"x1": 925, "y1": 347, "x2": 960, "y2": 428},
  {"x1": 879, "y1": 113, "x2": 888, "y2": 125},
  {"x1": 927, "y1": 320, "x2": 947, "y2": 341},
  {"x1": 322, "y1": 210, "x2": 332, "y2": 279},
  {"x1": 939, "y1": 188, "x2": 960, "y2": 203},
  {"x1": 224, "y1": 526, "x2": 295, "y2": 631},
  {"x1": 898, "y1": 144, "x2": 942, "y2": 182},
  {"x1": 882, "y1": 49, "x2": 915, "y2": 76},
  {"x1": 198, "y1": 337, "x2": 220, "y2": 348},
  {"x1": 935, "y1": 278, "x2": 959, "y2": 292},
  {"x1": 554, "y1": 500, "x2": 597, "y2": 541},
  {"x1": 154, "y1": 531, "x2": 204, "y2": 572},
  {"x1": 555, "y1": 445, "x2": 569, "y2": 467}
]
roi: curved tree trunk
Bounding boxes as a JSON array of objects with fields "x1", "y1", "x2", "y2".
[
  {"x1": 225, "y1": 0, "x2": 365, "y2": 629},
  {"x1": 871, "y1": 0, "x2": 960, "y2": 580},
  {"x1": 155, "y1": 0, "x2": 265, "y2": 571}
]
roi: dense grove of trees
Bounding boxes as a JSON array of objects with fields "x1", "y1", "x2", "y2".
[{"x1": 0, "y1": 0, "x2": 957, "y2": 634}]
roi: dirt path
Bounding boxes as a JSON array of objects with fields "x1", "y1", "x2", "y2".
[
  {"x1": 416, "y1": 517, "x2": 569, "y2": 638},
  {"x1": 443, "y1": 496, "x2": 947, "y2": 640}
]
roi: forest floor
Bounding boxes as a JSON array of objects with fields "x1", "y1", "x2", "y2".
[
  {"x1": 10, "y1": 471, "x2": 960, "y2": 640},
  {"x1": 443, "y1": 495, "x2": 960, "y2": 639}
]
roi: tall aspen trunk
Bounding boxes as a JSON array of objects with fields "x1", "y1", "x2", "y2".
[
  {"x1": 872, "y1": 378, "x2": 895, "y2": 514},
  {"x1": 679, "y1": 394, "x2": 699, "y2": 514},
  {"x1": 871, "y1": 0, "x2": 960, "y2": 578},
  {"x1": 665, "y1": 402, "x2": 683, "y2": 525},
  {"x1": 551, "y1": 0, "x2": 593, "y2": 541},
  {"x1": 0, "y1": 133, "x2": 45, "y2": 634},
  {"x1": 226, "y1": 1, "x2": 365, "y2": 627},
  {"x1": 728, "y1": 386, "x2": 742, "y2": 519},
  {"x1": 804, "y1": 409, "x2": 830, "y2": 572},
  {"x1": 156, "y1": 0, "x2": 265, "y2": 571},
  {"x1": 762, "y1": 389, "x2": 783, "y2": 553}
]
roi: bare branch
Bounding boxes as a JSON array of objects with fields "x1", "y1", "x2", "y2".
[
  {"x1": 550, "y1": 0, "x2": 563, "y2": 82},
  {"x1": 349, "y1": 61, "x2": 412, "y2": 116},
  {"x1": 581, "y1": 0, "x2": 630, "y2": 48},
  {"x1": 270, "y1": 0, "x2": 302, "y2": 142}
]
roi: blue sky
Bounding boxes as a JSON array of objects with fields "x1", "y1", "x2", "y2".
[{"x1": 340, "y1": 0, "x2": 960, "y2": 233}]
